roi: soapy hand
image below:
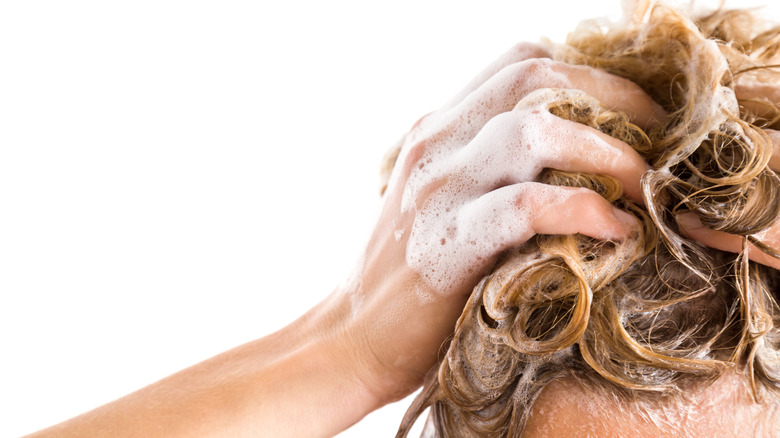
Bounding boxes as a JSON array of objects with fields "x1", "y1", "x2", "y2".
[{"x1": 331, "y1": 42, "x2": 667, "y2": 406}]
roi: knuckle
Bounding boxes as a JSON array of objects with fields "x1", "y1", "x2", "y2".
[
  {"x1": 507, "y1": 57, "x2": 555, "y2": 83},
  {"x1": 492, "y1": 59, "x2": 565, "y2": 107},
  {"x1": 513, "y1": 182, "x2": 545, "y2": 207},
  {"x1": 510, "y1": 42, "x2": 552, "y2": 60},
  {"x1": 572, "y1": 186, "x2": 600, "y2": 199},
  {"x1": 482, "y1": 110, "x2": 517, "y2": 130},
  {"x1": 514, "y1": 181, "x2": 536, "y2": 200},
  {"x1": 577, "y1": 189, "x2": 611, "y2": 210},
  {"x1": 402, "y1": 138, "x2": 432, "y2": 169}
]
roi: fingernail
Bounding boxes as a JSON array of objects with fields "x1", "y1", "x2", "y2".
[
  {"x1": 675, "y1": 212, "x2": 703, "y2": 230},
  {"x1": 612, "y1": 206, "x2": 637, "y2": 228}
]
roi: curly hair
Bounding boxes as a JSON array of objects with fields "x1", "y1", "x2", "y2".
[{"x1": 391, "y1": 2, "x2": 780, "y2": 436}]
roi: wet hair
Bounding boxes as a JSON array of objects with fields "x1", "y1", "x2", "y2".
[{"x1": 389, "y1": 2, "x2": 780, "y2": 436}]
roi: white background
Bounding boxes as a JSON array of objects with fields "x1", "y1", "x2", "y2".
[{"x1": 1, "y1": 1, "x2": 776, "y2": 437}]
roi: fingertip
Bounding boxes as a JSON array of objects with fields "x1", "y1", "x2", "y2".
[
  {"x1": 646, "y1": 101, "x2": 668, "y2": 128},
  {"x1": 612, "y1": 206, "x2": 638, "y2": 239},
  {"x1": 674, "y1": 211, "x2": 747, "y2": 256},
  {"x1": 675, "y1": 212, "x2": 704, "y2": 236}
]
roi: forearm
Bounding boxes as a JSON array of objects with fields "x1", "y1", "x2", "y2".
[{"x1": 26, "y1": 293, "x2": 382, "y2": 438}]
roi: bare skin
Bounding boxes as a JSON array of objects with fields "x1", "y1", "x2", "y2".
[
  {"x1": 520, "y1": 80, "x2": 780, "y2": 438},
  {"x1": 523, "y1": 371, "x2": 780, "y2": 438},
  {"x1": 675, "y1": 160, "x2": 780, "y2": 269},
  {"x1": 24, "y1": 43, "x2": 777, "y2": 437}
]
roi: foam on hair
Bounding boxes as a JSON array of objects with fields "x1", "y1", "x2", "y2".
[{"x1": 388, "y1": 1, "x2": 780, "y2": 436}]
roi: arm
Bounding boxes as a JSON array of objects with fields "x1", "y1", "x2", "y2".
[
  {"x1": 26, "y1": 44, "x2": 663, "y2": 438},
  {"x1": 28, "y1": 298, "x2": 377, "y2": 438}
]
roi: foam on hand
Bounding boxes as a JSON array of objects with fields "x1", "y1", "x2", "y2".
[{"x1": 400, "y1": 89, "x2": 636, "y2": 295}]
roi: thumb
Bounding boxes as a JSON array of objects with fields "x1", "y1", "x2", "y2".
[{"x1": 676, "y1": 212, "x2": 780, "y2": 269}]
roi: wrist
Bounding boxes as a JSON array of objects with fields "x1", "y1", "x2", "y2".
[
  {"x1": 304, "y1": 285, "x2": 419, "y2": 408},
  {"x1": 324, "y1": 279, "x2": 457, "y2": 407},
  {"x1": 280, "y1": 288, "x2": 401, "y2": 408}
]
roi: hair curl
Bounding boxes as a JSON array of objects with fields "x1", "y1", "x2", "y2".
[{"x1": 390, "y1": 2, "x2": 780, "y2": 436}]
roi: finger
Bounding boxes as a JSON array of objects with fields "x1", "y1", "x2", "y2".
[
  {"x1": 764, "y1": 128, "x2": 780, "y2": 172},
  {"x1": 676, "y1": 212, "x2": 780, "y2": 270},
  {"x1": 462, "y1": 183, "x2": 637, "y2": 250},
  {"x1": 543, "y1": 115, "x2": 650, "y2": 202},
  {"x1": 452, "y1": 105, "x2": 650, "y2": 202},
  {"x1": 406, "y1": 183, "x2": 635, "y2": 295},
  {"x1": 438, "y1": 42, "x2": 552, "y2": 113},
  {"x1": 734, "y1": 82, "x2": 780, "y2": 121},
  {"x1": 528, "y1": 185, "x2": 637, "y2": 240},
  {"x1": 408, "y1": 43, "x2": 551, "y2": 139},
  {"x1": 434, "y1": 59, "x2": 666, "y2": 145}
]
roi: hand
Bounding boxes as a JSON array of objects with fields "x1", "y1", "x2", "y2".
[
  {"x1": 331, "y1": 42, "x2": 666, "y2": 407},
  {"x1": 21, "y1": 44, "x2": 667, "y2": 438},
  {"x1": 673, "y1": 79, "x2": 780, "y2": 269},
  {"x1": 676, "y1": 128, "x2": 780, "y2": 270}
]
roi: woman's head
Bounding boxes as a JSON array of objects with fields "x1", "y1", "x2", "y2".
[{"x1": 391, "y1": 2, "x2": 780, "y2": 436}]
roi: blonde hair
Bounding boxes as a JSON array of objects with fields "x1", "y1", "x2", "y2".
[{"x1": 388, "y1": 2, "x2": 780, "y2": 436}]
